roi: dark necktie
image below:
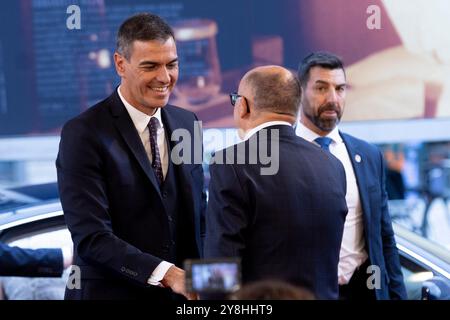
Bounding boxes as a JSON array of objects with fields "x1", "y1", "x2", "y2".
[
  {"x1": 314, "y1": 136, "x2": 333, "y2": 152},
  {"x1": 148, "y1": 117, "x2": 164, "y2": 186}
]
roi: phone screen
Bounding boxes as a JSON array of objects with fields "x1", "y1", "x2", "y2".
[{"x1": 184, "y1": 258, "x2": 241, "y2": 293}]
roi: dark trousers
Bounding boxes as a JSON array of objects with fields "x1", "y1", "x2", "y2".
[{"x1": 339, "y1": 259, "x2": 377, "y2": 300}]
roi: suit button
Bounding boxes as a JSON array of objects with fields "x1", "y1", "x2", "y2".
[
  {"x1": 171, "y1": 240, "x2": 175, "y2": 246},
  {"x1": 168, "y1": 215, "x2": 173, "y2": 222},
  {"x1": 162, "y1": 191, "x2": 168, "y2": 198}
]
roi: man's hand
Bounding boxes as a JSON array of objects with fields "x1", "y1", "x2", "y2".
[{"x1": 161, "y1": 265, "x2": 198, "y2": 300}]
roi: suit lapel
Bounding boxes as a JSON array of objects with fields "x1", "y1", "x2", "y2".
[
  {"x1": 161, "y1": 107, "x2": 197, "y2": 217},
  {"x1": 161, "y1": 107, "x2": 195, "y2": 187},
  {"x1": 109, "y1": 92, "x2": 162, "y2": 197},
  {"x1": 340, "y1": 132, "x2": 372, "y2": 234}
]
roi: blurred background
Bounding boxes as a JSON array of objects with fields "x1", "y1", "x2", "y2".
[{"x1": 0, "y1": 0, "x2": 449, "y2": 299}]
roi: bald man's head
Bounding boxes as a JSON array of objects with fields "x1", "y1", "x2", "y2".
[{"x1": 240, "y1": 66, "x2": 301, "y2": 117}]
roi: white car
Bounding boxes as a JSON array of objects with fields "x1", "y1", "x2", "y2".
[{"x1": 1, "y1": 183, "x2": 449, "y2": 300}]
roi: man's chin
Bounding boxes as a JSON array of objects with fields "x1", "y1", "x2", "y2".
[
  {"x1": 147, "y1": 98, "x2": 170, "y2": 108},
  {"x1": 317, "y1": 120, "x2": 338, "y2": 132}
]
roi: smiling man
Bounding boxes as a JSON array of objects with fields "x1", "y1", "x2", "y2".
[{"x1": 56, "y1": 13, "x2": 205, "y2": 300}]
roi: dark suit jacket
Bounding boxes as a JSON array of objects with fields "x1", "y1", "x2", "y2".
[
  {"x1": 340, "y1": 132, "x2": 407, "y2": 300},
  {"x1": 0, "y1": 242, "x2": 63, "y2": 277},
  {"x1": 56, "y1": 90, "x2": 205, "y2": 300},
  {"x1": 204, "y1": 125, "x2": 348, "y2": 299}
]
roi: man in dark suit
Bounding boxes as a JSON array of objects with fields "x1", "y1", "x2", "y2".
[
  {"x1": 0, "y1": 242, "x2": 71, "y2": 277},
  {"x1": 204, "y1": 66, "x2": 348, "y2": 299},
  {"x1": 56, "y1": 13, "x2": 205, "y2": 300},
  {"x1": 296, "y1": 51, "x2": 407, "y2": 300}
]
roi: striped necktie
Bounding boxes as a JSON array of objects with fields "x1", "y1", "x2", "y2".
[{"x1": 148, "y1": 117, "x2": 164, "y2": 186}]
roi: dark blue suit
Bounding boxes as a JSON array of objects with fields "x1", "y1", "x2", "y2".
[
  {"x1": 204, "y1": 125, "x2": 348, "y2": 299},
  {"x1": 340, "y1": 132, "x2": 407, "y2": 300},
  {"x1": 56, "y1": 90, "x2": 205, "y2": 300},
  {"x1": 0, "y1": 242, "x2": 63, "y2": 277}
]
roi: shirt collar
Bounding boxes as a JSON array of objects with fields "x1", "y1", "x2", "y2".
[
  {"x1": 243, "y1": 121, "x2": 292, "y2": 141},
  {"x1": 117, "y1": 86, "x2": 163, "y2": 134},
  {"x1": 296, "y1": 121, "x2": 342, "y2": 144}
]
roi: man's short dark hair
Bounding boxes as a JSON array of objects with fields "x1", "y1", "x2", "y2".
[
  {"x1": 116, "y1": 12, "x2": 174, "y2": 60},
  {"x1": 298, "y1": 51, "x2": 345, "y2": 87},
  {"x1": 228, "y1": 280, "x2": 315, "y2": 300},
  {"x1": 245, "y1": 70, "x2": 301, "y2": 117}
]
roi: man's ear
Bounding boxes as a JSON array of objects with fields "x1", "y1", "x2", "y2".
[
  {"x1": 114, "y1": 52, "x2": 126, "y2": 77},
  {"x1": 238, "y1": 98, "x2": 250, "y2": 119}
]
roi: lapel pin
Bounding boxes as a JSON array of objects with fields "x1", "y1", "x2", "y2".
[{"x1": 355, "y1": 154, "x2": 362, "y2": 163}]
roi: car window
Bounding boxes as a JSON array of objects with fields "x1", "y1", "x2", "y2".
[
  {"x1": 0, "y1": 226, "x2": 72, "y2": 300},
  {"x1": 388, "y1": 197, "x2": 450, "y2": 252},
  {"x1": 394, "y1": 221, "x2": 450, "y2": 300},
  {"x1": 6, "y1": 227, "x2": 71, "y2": 249},
  {"x1": 399, "y1": 255, "x2": 433, "y2": 300}
]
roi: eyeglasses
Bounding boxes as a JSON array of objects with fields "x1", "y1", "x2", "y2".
[
  {"x1": 229, "y1": 92, "x2": 243, "y2": 106},
  {"x1": 230, "y1": 92, "x2": 251, "y2": 113}
]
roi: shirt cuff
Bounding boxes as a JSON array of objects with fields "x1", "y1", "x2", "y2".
[{"x1": 148, "y1": 261, "x2": 174, "y2": 286}]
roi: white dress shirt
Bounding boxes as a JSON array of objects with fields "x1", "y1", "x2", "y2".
[
  {"x1": 296, "y1": 122, "x2": 368, "y2": 285},
  {"x1": 118, "y1": 87, "x2": 168, "y2": 179},
  {"x1": 243, "y1": 121, "x2": 293, "y2": 141},
  {"x1": 117, "y1": 86, "x2": 173, "y2": 286}
]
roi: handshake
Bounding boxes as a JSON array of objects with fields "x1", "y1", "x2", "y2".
[
  {"x1": 162, "y1": 258, "x2": 241, "y2": 300},
  {"x1": 162, "y1": 265, "x2": 198, "y2": 300}
]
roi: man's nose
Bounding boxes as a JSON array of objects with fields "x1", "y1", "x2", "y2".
[
  {"x1": 156, "y1": 66, "x2": 170, "y2": 83},
  {"x1": 327, "y1": 88, "x2": 338, "y2": 103}
]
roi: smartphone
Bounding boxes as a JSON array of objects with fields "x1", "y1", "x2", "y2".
[{"x1": 184, "y1": 258, "x2": 241, "y2": 294}]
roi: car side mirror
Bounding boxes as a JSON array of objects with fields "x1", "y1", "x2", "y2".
[{"x1": 421, "y1": 276, "x2": 450, "y2": 300}]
